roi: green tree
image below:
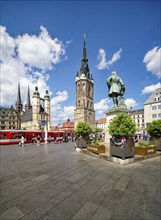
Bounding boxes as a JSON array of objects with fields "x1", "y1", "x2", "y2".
[
  {"x1": 95, "y1": 128, "x2": 104, "y2": 132},
  {"x1": 74, "y1": 121, "x2": 93, "y2": 137},
  {"x1": 147, "y1": 119, "x2": 161, "y2": 137},
  {"x1": 108, "y1": 113, "x2": 137, "y2": 138}
]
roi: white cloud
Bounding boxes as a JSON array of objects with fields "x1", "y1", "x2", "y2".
[
  {"x1": 0, "y1": 25, "x2": 67, "y2": 107},
  {"x1": 50, "y1": 91, "x2": 75, "y2": 124},
  {"x1": 0, "y1": 26, "x2": 15, "y2": 62},
  {"x1": 58, "y1": 106, "x2": 75, "y2": 120},
  {"x1": 96, "y1": 48, "x2": 122, "y2": 70},
  {"x1": 16, "y1": 26, "x2": 65, "y2": 70},
  {"x1": 125, "y1": 98, "x2": 138, "y2": 109},
  {"x1": 51, "y1": 91, "x2": 69, "y2": 106},
  {"x1": 141, "y1": 82, "x2": 161, "y2": 94},
  {"x1": 94, "y1": 98, "x2": 112, "y2": 113},
  {"x1": 143, "y1": 46, "x2": 161, "y2": 79}
]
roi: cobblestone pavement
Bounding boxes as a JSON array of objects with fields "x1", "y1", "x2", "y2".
[{"x1": 0, "y1": 142, "x2": 161, "y2": 220}]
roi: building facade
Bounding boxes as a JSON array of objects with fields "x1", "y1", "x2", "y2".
[
  {"x1": 96, "y1": 118, "x2": 106, "y2": 132},
  {"x1": 21, "y1": 86, "x2": 50, "y2": 131},
  {"x1": 0, "y1": 82, "x2": 22, "y2": 130},
  {"x1": 144, "y1": 88, "x2": 161, "y2": 130},
  {"x1": 61, "y1": 119, "x2": 74, "y2": 132},
  {"x1": 0, "y1": 106, "x2": 20, "y2": 130},
  {"x1": 0, "y1": 82, "x2": 51, "y2": 131},
  {"x1": 130, "y1": 109, "x2": 145, "y2": 133},
  {"x1": 74, "y1": 35, "x2": 95, "y2": 130}
]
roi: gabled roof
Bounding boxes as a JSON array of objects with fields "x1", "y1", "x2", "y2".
[
  {"x1": 96, "y1": 118, "x2": 106, "y2": 124},
  {"x1": 21, "y1": 108, "x2": 32, "y2": 122},
  {"x1": 0, "y1": 107, "x2": 17, "y2": 116},
  {"x1": 144, "y1": 88, "x2": 161, "y2": 105}
]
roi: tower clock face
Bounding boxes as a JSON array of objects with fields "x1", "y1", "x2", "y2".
[{"x1": 77, "y1": 109, "x2": 81, "y2": 114}]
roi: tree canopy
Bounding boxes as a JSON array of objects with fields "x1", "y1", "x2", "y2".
[
  {"x1": 108, "y1": 113, "x2": 137, "y2": 138},
  {"x1": 147, "y1": 119, "x2": 161, "y2": 137},
  {"x1": 74, "y1": 121, "x2": 93, "y2": 137}
]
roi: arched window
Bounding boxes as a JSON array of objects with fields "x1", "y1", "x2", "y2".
[
  {"x1": 87, "y1": 101, "x2": 89, "y2": 108},
  {"x1": 83, "y1": 99, "x2": 85, "y2": 107},
  {"x1": 77, "y1": 84, "x2": 80, "y2": 95},
  {"x1": 88, "y1": 85, "x2": 91, "y2": 97}
]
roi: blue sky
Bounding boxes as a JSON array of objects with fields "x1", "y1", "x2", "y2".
[{"x1": 0, "y1": 1, "x2": 160, "y2": 125}]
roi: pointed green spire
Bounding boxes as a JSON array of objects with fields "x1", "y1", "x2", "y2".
[
  {"x1": 26, "y1": 84, "x2": 31, "y2": 106},
  {"x1": 16, "y1": 81, "x2": 22, "y2": 104},
  {"x1": 16, "y1": 80, "x2": 23, "y2": 113},
  {"x1": 82, "y1": 34, "x2": 87, "y2": 59}
]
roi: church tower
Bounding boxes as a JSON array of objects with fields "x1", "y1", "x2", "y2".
[
  {"x1": 44, "y1": 90, "x2": 50, "y2": 131},
  {"x1": 32, "y1": 86, "x2": 40, "y2": 130},
  {"x1": 74, "y1": 35, "x2": 95, "y2": 130},
  {"x1": 16, "y1": 81, "x2": 23, "y2": 113},
  {"x1": 15, "y1": 81, "x2": 23, "y2": 129},
  {"x1": 25, "y1": 85, "x2": 32, "y2": 112}
]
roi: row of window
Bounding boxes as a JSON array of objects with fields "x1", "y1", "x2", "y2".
[
  {"x1": 152, "y1": 105, "x2": 161, "y2": 110},
  {"x1": 153, "y1": 96, "x2": 160, "y2": 102},
  {"x1": 0, "y1": 116, "x2": 16, "y2": 119},
  {"x1": 152, "y1": 114, "x2": 161, "y2": 118},
  {"x1": 134, "y1": 119, "x2": 144, "y2": 123},
  {"x1": 132, "y1": 115, "x2": 144, "y2": 119},
  {"x1": 0, "y1": 122, "x2": 16, "y2": 125},
  {"x1": 0, "y1": 126, "x2": 16, "y2": 130}
]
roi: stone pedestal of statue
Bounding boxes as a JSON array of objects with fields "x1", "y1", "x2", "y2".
[{"x1": 104, "y1": 96, "x2": 128, "y2": 149}]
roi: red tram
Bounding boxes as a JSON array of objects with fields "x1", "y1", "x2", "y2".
[{"x1": 0, "y1": 130, "x2": 74, "y2": 145}]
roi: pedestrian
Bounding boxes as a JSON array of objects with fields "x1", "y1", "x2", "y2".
[
  {"x1": 37, "y1": 135, "x2": 41, "y2": 146},
  {"x1": 19, "y1": 135, "x2": 25, "y2": 147},
  {"x1": 48, "y1": 136, "x2": 51, "y2": 143}
]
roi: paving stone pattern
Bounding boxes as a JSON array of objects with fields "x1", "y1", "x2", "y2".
[{"x1": 0, "y1": 142, "x2": 161, "y2": 220}]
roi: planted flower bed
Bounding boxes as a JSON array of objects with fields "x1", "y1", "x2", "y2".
[
  {"x1": 135, "y1": 140, "x2": 157, "y2": 156},
  {"x1": 87, "y1": 140, "x2": 105, "y2": 154}
]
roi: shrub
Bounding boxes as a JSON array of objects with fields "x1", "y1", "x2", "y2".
[
  {"x1": 147, "y1": 119, "x2": 161, "y2": 138},
  {"x1": 136, "y1": 140, "x2": 155, "y2": 148},
  {"x1": 108, "y1": 113, "x2": 137, "y2": 138},
  {"x1": 91, "y1": 139, "x2": 100, "y2": 146},
  {"x1": 74, "y1": 121, "x2": 93, "y2": 137}
]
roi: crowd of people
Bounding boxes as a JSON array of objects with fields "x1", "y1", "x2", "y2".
[{"x1": 18, "y1": 134, "x2": 74, "y2": 147}]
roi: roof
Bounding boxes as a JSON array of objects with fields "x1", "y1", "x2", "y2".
[
  {"x1": 0, "y1": 107, "x2": 17, "y2": 116},
  {"x1": 144, "y1": 88, "x2": 161, "y2": 105},
  {"x1": 130, "y1": 109, "x2": 144, "y2": 114},
  {"x1": 96, "y1": 118, "x2": 106, "y2": 124},
  {"x1": 62, "y1": 119, "x2": 74, "y2": 128},
  {"x1": 21, "y1": 108, "x2": 32, "y2": 122}
]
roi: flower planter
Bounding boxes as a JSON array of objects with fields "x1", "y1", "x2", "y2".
[
  {"x1": 135, "y1": 146, "x2": 157, "y2": 156},
  {"x1": 76, "y1": 138, "x2": 87, "y2": 148},
  {"x1": 87, "y1": 145, "x2": 105, "y2": 154},
  {"x1": 154, "y1": 138, "x2": 161, "y2": 151},
  {"x1": 110, "y1": 138, "x2": 135, "y2": 160}
]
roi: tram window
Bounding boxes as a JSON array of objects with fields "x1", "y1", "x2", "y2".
[
  {"x1": 11, "y1": 133, "x2": 22, "y2": 139},
  {"x1": 0, "y1": 133, "x2": 6, "y2": 139}
]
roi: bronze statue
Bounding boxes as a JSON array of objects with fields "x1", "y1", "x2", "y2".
[{"x1": 106, "y1": 71, "x2": 125, "y2": 107}]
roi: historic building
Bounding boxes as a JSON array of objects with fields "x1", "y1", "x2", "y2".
[
  {"x1": 129, "y1": 109, "x2": 145, "y2": 133},
  {"x1": 0, "y1": 82, "x2": 22, "y2": 130},
  {"x1": 96, "y1": 118, "x2": 106, "y2": 132},
  {"x1": 0, "y1": 106, "x2": 20, "y2": 130},
  {"x1": 74, "y1": 35, "x2": 95, "y2": 129},
  {"x1": 144, "y1": 88, "x2": 161, "y2": 130},
  {"x1": 21, "y1": 86, "x2": 50, "y2": 131},
  {"x1": 61, "y1": 119, "x2": 74, "y2": 132},
  {"x1": 0, "y1": 81, "x2": 51, "y2": 131}
]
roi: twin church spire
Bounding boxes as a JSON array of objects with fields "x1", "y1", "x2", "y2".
[{"x1": 16, "y1": 82, "x2": 32, "y2": 113}]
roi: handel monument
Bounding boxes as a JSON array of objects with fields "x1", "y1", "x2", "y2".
[{"x1": 105, "y1": 71, "x2": 128, "y2": 147}]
